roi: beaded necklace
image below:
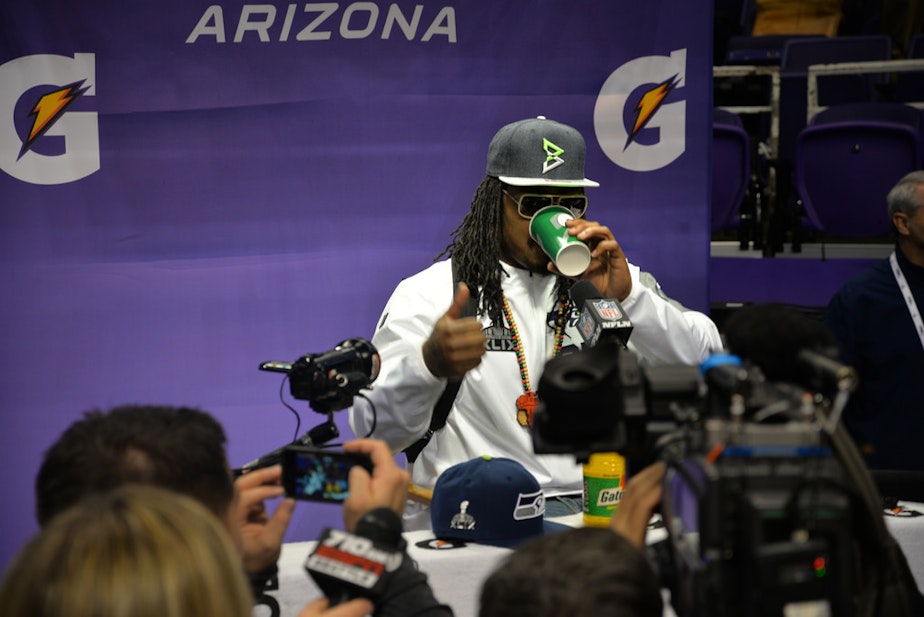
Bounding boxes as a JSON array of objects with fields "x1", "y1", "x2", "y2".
[{"x1": 502, "y1": 293, "x2": 568, "y2": 428}]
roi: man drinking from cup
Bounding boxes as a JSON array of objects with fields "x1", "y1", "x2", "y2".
[{"x1": 349, "y1": 115, "x2": 722, "y2": 529}]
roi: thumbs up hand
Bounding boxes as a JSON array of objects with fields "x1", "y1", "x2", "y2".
[{"x1": 422, "y1": 283, "x2": 486, "y2": 379}]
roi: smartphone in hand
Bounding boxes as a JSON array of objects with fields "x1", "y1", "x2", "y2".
[{"x1": 281, "y1": 445, "x2": 373, "y2": 502}]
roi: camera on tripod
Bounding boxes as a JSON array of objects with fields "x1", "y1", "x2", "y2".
[
  {"x1": 260, "y1": 337, "x2": 380, "y2": 415},
  {"x1": 239, "y1": 338, "x2": 381, "y2": 473}
]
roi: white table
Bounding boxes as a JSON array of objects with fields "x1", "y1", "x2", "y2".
[
  {"x1": 258, "y1": 529, "x2": 511, "y2": 617},
  {"x1": 258, "y1": 504, "x2": 923, "y2": 617},
  {"x1": 884, "y1": 501, "x2": 924, "y2": 592}
]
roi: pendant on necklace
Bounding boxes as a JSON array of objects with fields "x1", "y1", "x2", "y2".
[{"x1": 516, "y1": 391, "x2": 539, "y2": 427}]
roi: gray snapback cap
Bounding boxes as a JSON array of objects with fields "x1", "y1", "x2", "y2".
[{"x1": 486, "y1": 116, "x2": 599, "y2": 187}]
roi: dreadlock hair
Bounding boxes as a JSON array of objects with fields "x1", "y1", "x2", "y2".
[{"x1": 436, "y1": 175, "x2": 573, "y2": 329}]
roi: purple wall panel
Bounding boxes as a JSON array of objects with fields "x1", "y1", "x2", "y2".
[
  {"x1": 710, "y1": 257, "x2": 883, "y2": 308},
  {"x1": 0, "y1": 1, "x2": 713, "y2": 569}
]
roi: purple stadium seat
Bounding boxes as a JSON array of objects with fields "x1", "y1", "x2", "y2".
[
  {"x1": 712, "y1": 108, "x2": 751, "y2": 235},
  {"x1": 769, "y1": 35, "x2": 893, "y2": 250},
  {"x1": 793, "y1": 102, "x2": 924, "y2": 238},
  {"x1": 724, "y1": 34, "x2": 822, "y2": 66},
  {"x1": 778, "y1": 35, "x2": 893, "y2": 164}
]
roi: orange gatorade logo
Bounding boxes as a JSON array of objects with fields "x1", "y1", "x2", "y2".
[
  {"x1": 0, "y1": 53, "x2": 99, "y2": 184},
  {"x1": 19, "y1": 80, "x2": 90, "y2": 160},
  {"x1": 594, "y1": 49, "x2": 687, "y2": 172},
  {"x1": 627, "y1": 75, "x2": 681, "y2": 149}
]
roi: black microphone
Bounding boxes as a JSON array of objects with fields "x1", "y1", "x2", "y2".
[
  {"x1": 570, "y1": 280, "x2": 633, "y2": 348},
  {"x1": 236, "y1": 420, "x2": 340, "y2": 474},
  {"x1": 796, "y1": 348, "x2": 858, "y2": 395},
  {"x1": 305, "y1": 510, "x2": 405, "y2": 605}
]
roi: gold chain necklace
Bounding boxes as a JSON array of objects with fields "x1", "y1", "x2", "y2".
[{"x1": 501, "y1": 294, "x2": 568, "y2": 427}]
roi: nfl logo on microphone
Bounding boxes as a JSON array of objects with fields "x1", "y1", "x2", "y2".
[{"x1": 593, "y1": 299, "x2": 623, "y2": 320}]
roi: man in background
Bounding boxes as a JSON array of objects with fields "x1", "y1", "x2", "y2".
[{"x1": 824, "y1": 171, "x2": 924, "y2": 472}]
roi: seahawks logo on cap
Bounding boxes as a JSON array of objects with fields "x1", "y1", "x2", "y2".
[
  {"x1": 542, "y1": 138, "x2": 564, "y2": 174},
  {"x1": 513, "y1": 490, "x2": 545, "y2": 520}
]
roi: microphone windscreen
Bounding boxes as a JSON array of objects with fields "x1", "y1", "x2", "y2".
[{"x1": 570, "y1": 280, "x2": 603, "y2": 306}]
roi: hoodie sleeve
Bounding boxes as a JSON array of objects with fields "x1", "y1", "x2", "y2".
[{"x1": 620, "y1": 263, "x2": 724, "y2": 366}]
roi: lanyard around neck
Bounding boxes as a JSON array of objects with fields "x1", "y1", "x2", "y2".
[{"x1": 890, "y1": 251, "x2": 924, "y2": 352}]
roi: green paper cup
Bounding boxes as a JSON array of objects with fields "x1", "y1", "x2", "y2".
[{"x1": 528, "y1": 205, "x2": 591, "y2": 276}]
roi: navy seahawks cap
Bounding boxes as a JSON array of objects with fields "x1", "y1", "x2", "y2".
[
  {"x1": 486, "y1": 116, "x2": 600, "y2": 188},
  {"x1": 428, "y1": 455, "x2": 569, "y2": 548}
]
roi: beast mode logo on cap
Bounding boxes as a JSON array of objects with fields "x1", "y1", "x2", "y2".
[
  {"x1": 541, "y1": 138, "x2": 565, "y2": 174},
  {"x1": 426, "y1": 455, "x2": 566, "y2": 548},
  {"x1": 486, "y1": 116, "x2": 600, "y2": 188}
]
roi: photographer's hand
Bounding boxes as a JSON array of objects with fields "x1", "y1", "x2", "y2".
[
  {"x1": 609, "y1": 462, "x2": 665, "y2": 551},
  {"x1": 423, "y1": 283, "x2": 486, "y2": 379},
  {"x1": 235, "y1": 464, "x2": 296, "y2": 573},
  {"x1": 342, "y1": 439, "x2": 410, "y2": 532}
]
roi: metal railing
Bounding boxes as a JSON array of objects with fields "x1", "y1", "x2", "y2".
[
  {"x1": 806, "y1": 58, "x2": 924, "y2": 121},
  {"x1": 713, "y1": 65, "x2": 781, "y2": 157}
]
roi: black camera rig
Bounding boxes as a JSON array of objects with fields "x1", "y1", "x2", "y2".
[
  {"x1": 239, "y1": 338, "x2": 380, "y2": 473},
  {"x1": 260, "y1": 337, "x2": 380, "y2": 415},
  {"x1": 532, "y1": 340, "x2": 919, "y2": 617}
]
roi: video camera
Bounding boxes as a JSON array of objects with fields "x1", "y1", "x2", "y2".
[
  {"x1": 260, "y1": 337, "x2": 380, "y2": 415},
  {"x1": 532, "y1": 339, "x2": 915, "y2": 617},
  {"x1": 239, "y1": 338, "x2": 380, "y2": 473}
]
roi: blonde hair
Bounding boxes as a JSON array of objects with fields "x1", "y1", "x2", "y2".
[{"x1": 1, "y1": 484, "x2": 253, "y2": 617}]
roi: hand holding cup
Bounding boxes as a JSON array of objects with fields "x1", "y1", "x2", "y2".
[{"x1": 529, "y1": 205, "x2": 592, "y2": 276}]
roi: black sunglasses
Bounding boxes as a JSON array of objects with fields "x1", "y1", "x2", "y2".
[{"x1": 503, "y1": 190, "x2": 588, "y2": 219}]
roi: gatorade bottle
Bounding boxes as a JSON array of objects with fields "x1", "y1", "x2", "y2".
[{"x1": 582, "y1": 452, "x2": 626, "y2": 527}]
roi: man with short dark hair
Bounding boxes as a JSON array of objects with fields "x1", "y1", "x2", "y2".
[
  {"x1": 36, "y1": 405, "x2": 237, "y2": 526},
  {"x1": 35, "y1": 404, "x2": 292, "y2": 593}
]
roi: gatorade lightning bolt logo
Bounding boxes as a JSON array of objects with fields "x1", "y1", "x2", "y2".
[
  {"x1": 0, "y1": 53, "x2": 99, "y2": 183},
  {"x1": 19, "y1": 80, "x2": 89, "y2": 160},
  {"x1": 542, "y1": 138, "x2": 564, "y2": 173},
  {"x1": 624, "y1": 74, "x2": 679, "y2": 150},
  {"x1": 593, "y1": 49, "x2": 687, "y2": 172}
]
